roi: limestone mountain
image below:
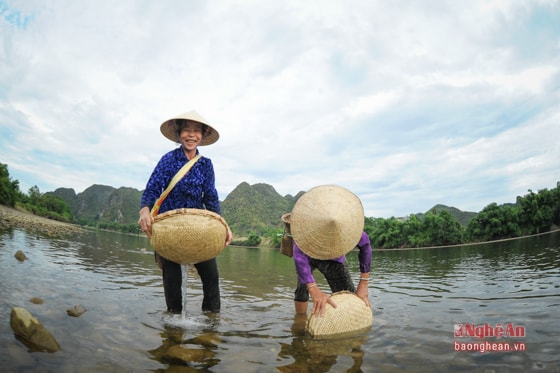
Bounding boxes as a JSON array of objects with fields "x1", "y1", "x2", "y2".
[
  {"x1": 220, "y1": 182, "x2": 304, "y2": 235},
  {"x1": 48, "y1": 182, "x2": 477, "y2": 235},
  {"x1": 47, "y1": 185, "x2": 142, "y2": 226},
  {"x1": 47, "y1": 182, "x2": 305, "y2": 235}
]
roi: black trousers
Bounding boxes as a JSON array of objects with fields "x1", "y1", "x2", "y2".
[
  {"x1": 160, "y1": 256, "x2": 221, "y2": 313},
  {"x1": 294, "y1": 258, "x2": 355, "y2": 302}
]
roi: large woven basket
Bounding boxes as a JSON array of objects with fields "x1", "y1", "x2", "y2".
[
  {"x1": 306, "y1": 291, "x2": 373, "y2": 338},
  {"x1": 150, "y1": 208, "x2": 229, "y2": 264}
]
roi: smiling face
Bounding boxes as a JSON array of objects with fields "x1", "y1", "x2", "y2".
[{"x1": 176, "y1": 120, "x2": 206, "y2": 157}]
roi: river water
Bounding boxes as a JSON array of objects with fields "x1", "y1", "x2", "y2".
[{"x1": 0, "y1": 227, "x2": 558, "y2": 372}]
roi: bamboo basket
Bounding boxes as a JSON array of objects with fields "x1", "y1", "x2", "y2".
[
  {"x1": 150, "y1": 208, "x2": 229, "y2": 264},
  {"x1": 306, "y1": 291, "x2": 373, "y2": 338}
]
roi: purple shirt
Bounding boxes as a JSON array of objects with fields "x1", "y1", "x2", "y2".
[{"x1": 293, "y1": 231, "x2": 373, "y2": 284}]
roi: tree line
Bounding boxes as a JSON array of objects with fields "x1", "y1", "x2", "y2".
[
  {"x1": 0, "y1": 164, "x2": 72, "y2": 223},
  {"x1": 364, "y1": 185, "x2": 560, "y2": 249},
  {"x1": 267, "y1": 184, "x2": 559, "y2": 250}
]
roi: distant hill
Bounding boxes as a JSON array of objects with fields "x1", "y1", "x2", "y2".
[
  {"x1": 47, "y1": 185, "x2": 142, "y2": 226},
  {"x1": 47, "y1": 182, "x2": 476, "y2": 234},
  {"x1": 47, "y1": 182, "x2": 304, "y2": 235},
  {"x1": 221, "y1": 182, "x2": 304, "y2": 235},
  {"x1": 415, "y1": 204, "x2": 478, "y2": 226}
]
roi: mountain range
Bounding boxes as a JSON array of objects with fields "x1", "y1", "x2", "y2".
[{"x1": 47, "y1": 182, "x2": 477, "y2": 235}]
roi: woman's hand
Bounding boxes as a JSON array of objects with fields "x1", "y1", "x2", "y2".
[
  {"x1": 309, "y1": 286, "x2": 337, "y2": 316},
  {"x1": 356, "y1": 274, "x2": 371, "y2": 308},
  {"x1": 138, "y1": 207, "x2": 153, "y2": 237},
  {"x1": 225, "y1": 226, "x2": 233, "y2": 246}
]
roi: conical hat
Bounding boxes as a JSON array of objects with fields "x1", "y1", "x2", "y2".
[
  {"x1": 160, "y1": 110, "x2": 219, "y2": 146},
  {"x1": 290, "y1": 185, "x2": 364, "y2": 259}
]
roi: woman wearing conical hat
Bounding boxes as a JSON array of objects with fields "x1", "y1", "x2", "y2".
[
  {"x1": 138, "y1": 110, "x2": 232, "y2": 314},
  {"x1": 282, "y1": 185, "x2": 372, "y2": 316}
]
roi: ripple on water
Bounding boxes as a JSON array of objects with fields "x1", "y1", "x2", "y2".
[{"x1": 1, "y1": 228, "x2": 559, "y2": 372}]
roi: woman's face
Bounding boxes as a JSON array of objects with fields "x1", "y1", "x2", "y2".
[{"x1": 178, "y1": 121, "x2": 203, "y2": 152}]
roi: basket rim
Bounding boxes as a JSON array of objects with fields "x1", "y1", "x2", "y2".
[{"x1": 153, "y1": 208, "x2": 228, "y2": 226}]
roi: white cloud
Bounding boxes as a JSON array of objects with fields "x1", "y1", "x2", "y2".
[{"x1": 1, "y1": 0, "x2": 559, "y2": 218}]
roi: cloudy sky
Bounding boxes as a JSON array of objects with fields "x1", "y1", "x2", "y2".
[{"x1": 1, "y1": 0, "x2": 559, "y2": 218}]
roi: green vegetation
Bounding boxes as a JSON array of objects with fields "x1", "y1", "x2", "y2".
[
  {"x1": 97, "y1": 221, "x2": 140, "y2": 234},
  {"x1": 2, "y1": 162, "x2": 559, "y2": 248},
  {"x1": 221, "y1": 182, "x2": 299, "y2": 236},
  {"x1": 466, "y1": 187, "x2": 560, "y2": 241},
  {"x1": 231, "y1": 232, "x2": 263, "y2": 247},
  {"x1": 19, "y1": 185, "x2": 72, "y2": 223},
  {"x1": 365, "y1": 186, "x2": 560, "y2": 249},
  {"x1": 0, "y1": 164, "x2": 71, "y2": 222},
  {"x1": 0, "y1": 163, "x2": 19, "y2": 207},
  {"x1": 365, "y1": 209, "x2": 464, "y2": 249}
]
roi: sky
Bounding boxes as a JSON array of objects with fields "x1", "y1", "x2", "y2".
[{"x1": 1, "y1": 0, "x2": 559, "y2": 218}]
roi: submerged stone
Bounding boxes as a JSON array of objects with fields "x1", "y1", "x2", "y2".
[
  {"x1": 191, "y1": 332, "x2": 222, "y2": 347},
  {"x1": 164, "y1": 345, "x2": 215, "y2": 363},
  {"x1": 14, "y1": 250, "x2": 27, "y2": 262},
  {"x1": 10, "y1": 307, "x2": 61, "y2": 353},
  {"x1": 66, "y1": 305, "x2": 87, "y2": 317}
]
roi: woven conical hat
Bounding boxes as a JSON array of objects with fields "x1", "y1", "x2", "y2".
[
  {"x1": 290, "y1": 185, "x2": 364, "y2": 259},
  {"x1": 160, "y1": 110, "x2": 219, "y2": 146},
  {"x1": 306, "y1": 291, "x2": 373, "y2": 338}
]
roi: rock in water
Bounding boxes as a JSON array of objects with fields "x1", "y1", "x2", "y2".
[
  {"x1": 14, "y1": 250, "x2": 27, "y2": 261},
  {"x1": 66, "y1": 305, "x2": 86, "y2": 317},
  {"x1": 10, "y1": 307, "x2": 61, "y2": 353},
  {"x1": 30, "y1": 297, "x2": 44, "y2": 305}
]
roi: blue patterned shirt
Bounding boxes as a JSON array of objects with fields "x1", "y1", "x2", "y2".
[{"x1": 140, "y1": 147, "x2": 221, "y2": 215}]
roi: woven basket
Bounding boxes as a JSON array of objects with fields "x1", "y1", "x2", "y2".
[
  {"x1": 150, "y1": 208, "x2": 229, "y2": 264},
  {"x1": 306, "y1": 291, "x2": 373, "y2": 338}
]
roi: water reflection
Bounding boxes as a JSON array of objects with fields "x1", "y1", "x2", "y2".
[
  {"x1": 1, "y1": 227, "x2": 559, "y2": 372},
  {"x1": 149, "y1": 323, "x2": 222, "y2": 370},
  {"x1": 277, "y1": 314, "x2": 368, "y2": 372},
  {"x1": 44, "y1": 230, "x2": 158, "y2": 276}
]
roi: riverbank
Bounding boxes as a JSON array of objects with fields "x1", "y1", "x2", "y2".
[{"x1": 0, "y1": 204, "x2": 84, "y2": 236}]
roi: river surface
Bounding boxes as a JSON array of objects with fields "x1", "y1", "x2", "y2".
[{"x1": 0, "y1": 227, "x2": 559, "y2": 372}]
